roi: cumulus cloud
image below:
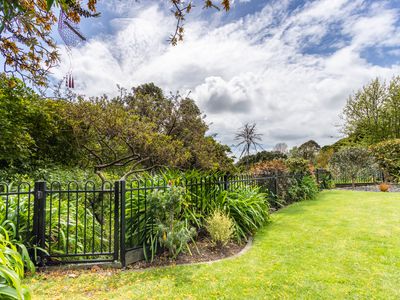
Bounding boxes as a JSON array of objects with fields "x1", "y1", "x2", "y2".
[{"x1": 52, "y1": 0, "x2": 400, "y2": 156}]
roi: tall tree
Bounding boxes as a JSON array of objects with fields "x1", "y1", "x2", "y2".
[
  {"x1": 0, "y1": 74, "x2": 78, "y2": 171},
  {"x1": 62, "y1": 83, "x2": 234, "y2": 180},
  {"x1": 273, "y1": 142, "x2": 288, "y2": 154},
  {"x1": 329, "y1": 146, "x2": 375, "y2": 189},
  {"x1": 297, "y1": 140, "x2": 321, "y2": 162},
  {"x1": 342, "y1": 77, "x2": 400, "y2": 144},
  {"x1": 235, "y1": 123, "x2": 263, "y2": 158}
]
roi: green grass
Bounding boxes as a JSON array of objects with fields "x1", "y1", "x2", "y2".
[{"x1": 26, "y1": 190, "x2": 400, "y2": 299}]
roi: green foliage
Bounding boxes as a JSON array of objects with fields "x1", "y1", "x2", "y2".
[
  {"x1": 370, "y1": 139, "x2": 400, "y2": 181},
  {"x1": 250, "y1": 159, "x2": 288, "y2": 176},
  {"x1": 0, "y1": 77, "x2": 234, "y2": 178},
  {"x1": 157, "y1": 220, "x2": 196, "y2": 259},
  {"x1": 296, "y1": 140, "x2": 321, "y2": 162},
  {"x1": 0, "y1": 75, "x2": 79, "y2": 173},
  {"x1": 61, "y1": 83, "x2": 234, "y2": 178},
  {"x1": 317, "y1": 171, "x2": 336, "y2": 189},
  {"x1": 0, "y1": 225, "x2": 34, "y2": 300},
  {"x1": 214, "y1": 187, "x2": 270, "y2": 242},
  {"x1": 205, "y1": 210, "x2": 234, "y2": 247},
  {"x1": 27, "y1": 191, "x2": 400, "y2": 300},
  {"x1": 0, "y1": 181, "x2": 112, "y2": 262},
  {"x1": 236, "y1": 151, "x2": 287, "y2": 169},
  {"x1": 329, "y1": 147, "x2": 377, "y2": 187},
  {"x1": 286, "y1": 158, "x2": 311, "y2": 175},
  {"x1": 147, "y1": 186, "x2": 196, "y2": 260},
  {"x1": 288, "y1": 176, "x2": 319, "y2": 201},
  {"x1": 316, "y1": 148, "x2": 335, "y2": 169},
  {"x1": 342, "y1": 77, "x2": 400, "y2": 144}
]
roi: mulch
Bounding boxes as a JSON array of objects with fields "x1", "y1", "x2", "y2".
[
  {"x1": 34, "y1": 237, "x2": 246, "y2": 278},
  {"x1": 128, "y1": 237, "x2": 245, "y2": 270}
]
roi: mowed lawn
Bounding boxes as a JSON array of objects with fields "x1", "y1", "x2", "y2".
[{"x1": 27, "y1": 190, "x2": 400, "y2": 299}]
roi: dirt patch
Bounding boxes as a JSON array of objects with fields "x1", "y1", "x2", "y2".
[{"x1": 128, "y1": 237, "x2": 246, "y2": 270}]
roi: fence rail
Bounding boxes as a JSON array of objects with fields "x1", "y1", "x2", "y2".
[
  {"x1": 0, "y1": 174, "x2": 300, "y2": 267},
  {"x1": 315, "y1": 169, "x2": 384, "y2": 187}
]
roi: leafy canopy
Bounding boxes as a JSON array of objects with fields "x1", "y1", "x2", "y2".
[{"x1": 342, "y1": 77, "x2": 400, "y2": 144}]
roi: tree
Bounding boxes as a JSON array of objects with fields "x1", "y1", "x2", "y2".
[
  {"x1": 273, "y1": 142, "x2": 288, "y2": 154},
  {"x1": 329, "y1": 147, "x2": 375, "y2": 189},
  {"x1": 0, "y1": 0, "x2": 99, "y2": 86},
  {"x1": 297, "y1": 140, "x2": 321, "y2": 162},
  {"x1": 62, "y1": 83, "x2": 234, "y2": 180},
  {"x1": 0, "y1": 0, "x2": 232, "y2": 86},
  {"x1": 342, "y1": 77, "x2": 400, "y2": 144},
  {"x1": 0, "y1": 74, "x2": 78, "y2": 171},
  {"x1": 236, "y1": 150, "x2": 287, "y2": 169},
  {"x1": 370, "y1": 139, "x2": 400, "y2": 181},
  {"x1": 235, "y1": 123, "x2": 263, "y2": 158},
  {"x1": 316, "y1": 147, "x2": 334, "y2": 169}
]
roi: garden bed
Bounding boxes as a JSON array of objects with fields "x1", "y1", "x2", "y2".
[
  {"x1": 335, "y1": 184, "x2": 400, "y2": 192},
  {"x1": 128, "y1": 237, "x2": 247, "y2": 270},
  {"x1": 35, "y1": 237, "x2": 248, "y2": 277}
]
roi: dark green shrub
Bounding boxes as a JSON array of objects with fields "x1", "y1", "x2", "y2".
[
  {"x1": 286, "y1": 158, "x2": 311, "y2": 175},
  {"x1": 288, "y1": 176, "x2": 319, "y2": 202},
  {"x1": 146, "y1": 186, "x2": 196, "y2": 260}
]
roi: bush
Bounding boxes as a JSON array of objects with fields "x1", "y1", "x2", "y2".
[
  {"x1": 250, "y1": 159, "x2": 288, "y2": 176},
  {"x1": 370, "y1": 139, "x2": 400, "y2": 181},
  {"x1": 0, "y1": 225, "x2": 34, "y2": 300},
  {"x1": 214, "y1": 187, "x2": 269, "y2": 242},
  {"x1": 316, "y1": 170, "x2": 335, "y2": 189},
  {"x1": 205, "y1": 210, "x2": 234, "y2": 247},
  {"x1": 157, "y1": 220, "x2": 196, "y2": 259},
  {"x1": 147, "y1": 186, "x2": 196, "y2": 260},
  {"x1": 288, "y1": 176, "x2": 319, "y2": 202},
  {"x1": 329, "y1": 146, "x2": 378, "y2": 188},
  {"x1": 286, "y1": 158, "x2": 312, "y2": 175}
]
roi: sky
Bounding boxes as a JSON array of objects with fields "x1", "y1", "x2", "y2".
[{"x1": 51, "y1": 0, "x2": 400, "y2": 156}]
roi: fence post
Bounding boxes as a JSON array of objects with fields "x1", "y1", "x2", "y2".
[
  {"x1": 224, "y1": 174, "x2": 229, "y2": 191},
  {"x1": 119, "y1": 180, "x2": 126, "y2": 268},
  {"x1": 33, "y1": 181, "x2": 46, "y2": 265},
  {"x1": 113, "y1": 181, "x2": 120, "y2": 262}
]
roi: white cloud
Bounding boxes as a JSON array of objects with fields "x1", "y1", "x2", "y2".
[{"x1": 52, "y1": 0, "x2": 400, "y2": 156}]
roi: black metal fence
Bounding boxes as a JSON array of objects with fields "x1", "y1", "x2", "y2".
[
  {"x1": 315, "y1": 169, "x2": 384, "y2": 187},
  {"x1": 0, "y1": 174, "x2": 297, "y2": 267}
]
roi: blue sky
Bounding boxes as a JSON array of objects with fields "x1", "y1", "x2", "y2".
[{"x1": 52, "y1": 0, "x2": 400, "y2": 156}]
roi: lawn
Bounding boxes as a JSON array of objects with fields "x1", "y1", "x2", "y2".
[{"x1": 26, "y1": 190, "x2": 400, "y2": 299}]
